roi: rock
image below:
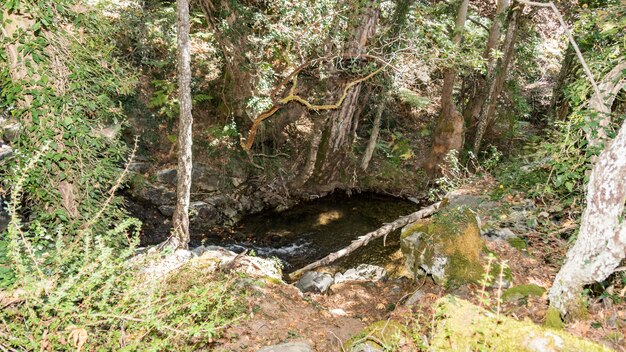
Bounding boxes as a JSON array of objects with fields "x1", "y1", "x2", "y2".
[
  {"x1": 0, "y1": 143, "x2": 12, "y2": 161},
  {"x1": 334, "y1": 264, "x2": 387, "y2": 284},
  {"x1": 343, "y1": 320, "x2": 411, "y2": 352},
  {"x1": 329, "y1": 308, "x2": 347, "y2": 316},
  {"x1": 2, "y1": 122, "x2": 20, "y2": 142},
  {"x1": 232, "y1": 177, "x2": 245, "y2": 187},
  {"x1": 140, "y1": 248, "x2": 194, "y2": 278},
  {"x1": 135, "y1": 185, "x2": 176, "y2": 206},
  {"x1": 295, "y1": 271, "x2": 334, "y2": 294},
  {"x1": 446, "y1": 194, "x2": 489, "y2": 209},
  {"x1": 257, "y1": 342, "x2": 313, "y2": 352},
  {"x1": 128, "y1": 161, "x2": 150, "y2": 174},
  {"x1": 188, "y1": 201, "x2": 218, "y2": 222},
  {"x1": 156, "y1": 168, "x2": 177, "y2": 185},
  {"x1": 158, "y1": 205, "x2": 175, "y2": 217},
  {"x1": 192, "y1": 168, "x2": 220, "y2": 192},
  {"x1": 404, "y1": 290, "x2": 426, "y2": 306},
  {"x1": 431, "y1": 296, "x2": 611, "y2": 351},
  {"x1": 401, "y1": 208, "x2": 484, "y2": 287},
  {"x1": 483, "y1": 227, "x2": 517, "y2": 241}
]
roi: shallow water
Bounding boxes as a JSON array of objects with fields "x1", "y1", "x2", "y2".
[{"x1": 196, "y1": 192, "x2": 418, "y2": 273}]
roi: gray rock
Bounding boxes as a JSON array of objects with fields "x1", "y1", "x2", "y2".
[
  {"x1": 189, "y1": 201, "x2": 218, "y2": 222},
  {"x1": 404, "y1": 290, "x2": 426, "y2": 306},
  {"x1": 136, "y1": 185, "x2": 176, "y2": 206},
  {"x1": 446, "y1": 194, "x2": 489, "y2": 209},
  {"x1": 334, "y1": 264, "x2": 387, "y2": 284},
  {"x1": 0, "y1": 144, "x2": 12, "y2": 161},
  {"x1": 295, "y1": 271, "x2": 334, "y2": 294},
  {"x1": 2, "y1": 122, "x2": 20, "y2": 142},
  {"x1": 156, "y1": 168, "x2": 177, "y2": 185},
  {"x1": 483, "y1": 227, "x2": 518, "y2": 241},
  {"x1": 158, "y1": 205, "x2": 175, "y2": 217},
  {"x1": 257, "y1": 342, "x2": 313, "y2": 352},
  {"x1": 128, "y1": 161, "x2": 150, "y2": 173}
]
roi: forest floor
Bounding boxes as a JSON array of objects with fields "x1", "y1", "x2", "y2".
[{"x1": 213, "y1": 178, "x2": 626, "y2": 352}]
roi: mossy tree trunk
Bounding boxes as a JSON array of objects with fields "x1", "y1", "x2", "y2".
[
  {"x1": 169, "y1": 0, "x2": 193, "y2": 250},
  {"x1": 426, "y1": 0, "x2": 469, "y2": 176},
  {"x1": 548, "y1": 117, "x2": 626, "y2": 318}
]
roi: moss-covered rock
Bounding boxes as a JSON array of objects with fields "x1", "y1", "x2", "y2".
[
  {"x1": 502, "y1": 284, "x2": 546, "y2": 302},
  {"x1": 401, "y1": 208, "x2": 484, "y2": 288},
  {"x1": 507, "y1": 236, "x2": 528, "y2": 251},
  {"x1": 431, "y1": 296, "x2": 611, "y2": 351},
  {"x1": 342, "y1": 320, "x2": 410, "y2": 352}
]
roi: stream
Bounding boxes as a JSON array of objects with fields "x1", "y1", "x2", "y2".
[{"x1": 192, "y1": 193, "x2": 419, "y2": 273}]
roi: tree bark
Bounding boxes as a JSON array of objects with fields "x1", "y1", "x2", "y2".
[
  {"x1": 310, "y1": 2, "x2": 381, "y2": 184},
  {"x1": 548, "y1": 117, "x2": 626, "y2": 317},
  {"x1": 426, "y1": 0, "x2": 469, "y2": 176},
  {"x1": 472, "y1": 7, "x2": 521, "y2": 155},
  {"x1": 361, "y1": 97, "x2": 386, "y2": 171},
  {"x1": 169, "y1": 0, "x2": 193, "y2": 250},
  {"x1": 289, "y1": 200, "x2": 443, "y2": 280}
]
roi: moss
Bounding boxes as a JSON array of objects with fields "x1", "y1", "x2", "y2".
[
  {"x1": 502, "y1": 284, "x2": 545, "y2": 302},
  {"x1": 402, "y1": 208, "x2": 484, "y2": 288},
  {"x1": 343, "y1": 320, "x2": 409, "y2": 351},
  {"x1": 431, "y1": 296, "x2": 611, "y2": 351},
  {"x1": 545, "y1": 307, "x2": 565, "y2": 330},
  {"x1": 507, "y1": 237, "x2": 528, "y2": 251}
]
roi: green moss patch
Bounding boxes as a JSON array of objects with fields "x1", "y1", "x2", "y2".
[
  {"x1": 401, "y1": 208, "x2": 484, "y2": 288},
  {"x1": 507, "y1": 237, "x2": 528, "y2": 251},
  {"x1": 343, "y1": 320, "x2": 410, "y2": 351},
  {"x1": 502, "y1": 284, "x2": 545, "y2": 302},
  {"x1": 431, "y1": 296, "x2": 611, "y2": 351}
]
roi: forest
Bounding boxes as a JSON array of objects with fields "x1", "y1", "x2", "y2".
[{"x1": 0, "y1": 0, "x2": 625, "y2": 350}]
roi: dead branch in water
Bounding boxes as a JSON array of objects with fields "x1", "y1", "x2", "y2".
[{"x1": 288, "y1": 200, "x2": 444, "y2": 281}]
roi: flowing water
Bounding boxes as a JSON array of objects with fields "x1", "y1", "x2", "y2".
[{"x1": 195, "y1": 192, "x2": 419, "y2": 274}]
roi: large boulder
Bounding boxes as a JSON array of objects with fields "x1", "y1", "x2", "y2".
[
  {"x1": 431, "y1": 296, "x2": 612, "y2": 351},
  {"x1": 401, "y1": 208, "x2": 484, "y2": 287}
]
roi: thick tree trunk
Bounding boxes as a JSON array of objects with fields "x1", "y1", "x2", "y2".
[
  {"x1": 472, "y1": 7, "x2": 520, "y2": 155},
  {"x1": 310, "y1": 3, "x2": 381, "y2": 184},
  {"x1": 426, "y1": 0, "x2": 469, "y2": 176},
  {"x1": 169, "y1": 0, "x2": 193, "y2": 250},
  {"x1": 548, "y1": 118, "x2": 626, "y2": 317},
  {"x1": 361, "y1": 97, "x2": 386, "y2": 171}
]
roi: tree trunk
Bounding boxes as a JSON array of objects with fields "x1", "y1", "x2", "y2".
[
  {"x1": 586, "y1": 61, "x2": 626, "y2": 147},
  {"x1": 463, "y1": 0, "x2": 510, "y2": 131},
  {"x1": 169, "y1": 0, "x2": 193, "y2": 250},
  {"x1": 472, "y1": 7, "x2": 521, "y2": 155},
  {"x1": 309, "y1": 2, "x2": 381, "y2": 185},
  {"x1": 548, "y1": 118, "x2": 626, "y2": 318},
  {"x1": 361, "y1": 97, "x2": 386, "y2": 171},
  {"x1": 426, "y1": 0, "x2": 469, "y2": 176}
]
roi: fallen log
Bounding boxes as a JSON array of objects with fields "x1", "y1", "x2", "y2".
[{"x1": 288, "y1": 200, "x2": 445, "y2": 281}]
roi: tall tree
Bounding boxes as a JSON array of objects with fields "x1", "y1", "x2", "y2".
[
  {"x1": 426, "y1": 0, "x2": 470, "y2": 176},
  {"x1": 548, "y1": 115, "x2": 626, "y2": 318},
  {"x1": 463, "y1": 0, "x2": 511, "y2": 133},
  {"x1": 168, "y1": 0, "x2": 193, "y2": 250},
  {"x1": 472, "y1": 6, "x2": 522, "y2": 154}
]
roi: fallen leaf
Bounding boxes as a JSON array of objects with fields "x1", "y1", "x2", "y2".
[{"x1": 66, "y1": 325, "x2": 88, "y2": 352}]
